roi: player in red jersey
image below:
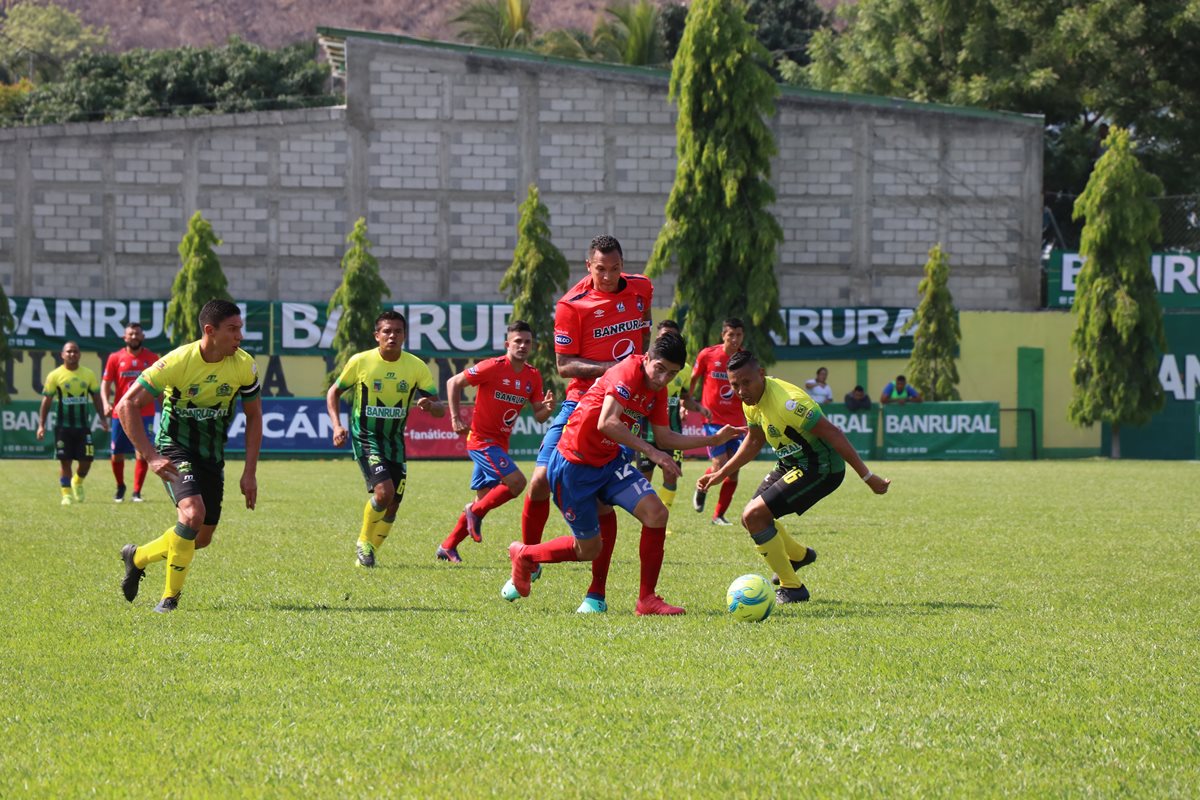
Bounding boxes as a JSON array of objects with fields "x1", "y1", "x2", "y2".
[
  {"x1": 437, "y1": 320, "x2": 555, "y2": 563},
  {"x1": 101, "y1": 322, "x2": 159, "y2": 502},
  {"x1": 690, "y1": 318, "x2": 747, "y2": 525},
  {"x1": 502, "y1": 331, "x2": 744, "y2": 615},
  {"x1": 519, "y1": 234, "x2": 654, "y2": 609}
]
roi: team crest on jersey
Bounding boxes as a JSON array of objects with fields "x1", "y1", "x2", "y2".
[
  {"x1": 785, "y1": 399, "x2": 798, "y2": 411},
  {"x1": 373, "y1": 380, "x2": 383, "y2": 392},
  {"x1": 768, "y1": 424, "x2": 780, "y2": 438},
  {"x1": 616, "y1": 302, "x2": 626, "y2": 312},
  {"x1": 187, "y1": 385, "x2": 200, "y2": 397},
  {"x1": 636, "y1": 297, "x2": 644, "y2": 311},
  {"x1": 398, "y1": 380, "x2": 409, "y2": 392},
  {"x1": 216, "y1": 383, "x2": 232, "y2": 397}
]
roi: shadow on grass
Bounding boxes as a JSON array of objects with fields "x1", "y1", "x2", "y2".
[
  {"x1": 258, "y1": 603, "x2": 470, "y2": 613},
  {"x1": 697, "y1": 598, "x2": 998, "y2": 619}
]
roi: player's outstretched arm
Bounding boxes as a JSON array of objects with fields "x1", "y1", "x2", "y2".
[
  {"x1": 325, "y1": 383, "x2": 348, "y2": 448},
  {"x1": 415, "y1": 391, "x2": 445, "y2": 418},
  {"x1": 446, "y1": 372, "x2": 469, "y2": 434},
  {"x1": 696, "y1": 427, "x2": 764, "y2": 491},
  {"x1": 533, "y1": 390, "x2": 555, "y2": 423},
  {"x1": 812, "y1": 417, "x2": 890, "y2": 494},
  {"x1": 117, "y1": 384, "x2": 177, "y2": 479},
  {"x1": 240, "y1": 396, "x2": 262, "y2": 510},
  {"x1": 598, "y1": 397, "x2": 680, "y2": 480}
]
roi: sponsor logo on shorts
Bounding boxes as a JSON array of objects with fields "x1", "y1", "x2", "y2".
[
  {"x1": 373, "y1": 465, "x2": 386, "y2": 474},
  {"x1": 499, "y1": 458, "x2": 509, "y2": 468},
  {"x1": 367, "y1": 454, "x2": 382, "y2": 465},
  {"x1": 564, "y1": 508, "x2": 576, "y2": 522}
]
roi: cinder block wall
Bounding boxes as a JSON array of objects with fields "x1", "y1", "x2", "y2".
[{"x1": 0, "y1": 35, "x2": 1043, "y2": 309}]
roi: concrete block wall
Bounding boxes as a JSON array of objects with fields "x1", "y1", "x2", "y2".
[{"x1": 0, "y1": 35, "x2": 1042, "y2": 311}]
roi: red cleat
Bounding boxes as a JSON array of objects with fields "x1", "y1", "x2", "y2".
[
  {"x1": 635, "y1": 594, "x2": 686, "y2": 616},
  {"x1": 508, "y1": 541, "x2": 534, "y2": 597}
]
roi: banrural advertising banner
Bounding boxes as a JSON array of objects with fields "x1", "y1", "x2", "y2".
[
  {"x1": 881, "y1": 402, "x2": 1000, "y2": 460},
  {"x1": 1044, "y1": 250, "x2": 1200, "y2": 309},
  {"x1": 5, "y1": 296, "x2": 919, "y2": 359},
  {"x1": 821, "y1": 410, "x2": 874, "y2": 459}
]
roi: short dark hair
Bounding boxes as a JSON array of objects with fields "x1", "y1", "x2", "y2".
[
  {"x1": 507, "y1": 319, "x2": 533, "y2": 336},
  {"x1": 588, "y1": 234, "x2": 623, "y2": 259},
  {"x1": 657, "y1": 319, "x2": 680, "y2": 333},
  {"x1": 199, "y1": 299, "x2": 240, "y2": 330},
  {"x1": 726, "y1": 350, "x2": 758, "y2": 372},
  {"x1": 375, "y1": 310, "x2": 407, "y2": 332},
  {"x1": 896, "y1": 374, "x2": 907, "y2": 382},
  {"x1": 722, "y1": 318, "x2": 745, "y2": 331},
  {"x1": 649, "y1": 330, "x2": 686, "y2": 366},
  {"x1": 853, "y1": 385, "x2": 864, "y2": 392},
  {"x1": 124, "y1": 321, "x2": 143, "y2": 330}
]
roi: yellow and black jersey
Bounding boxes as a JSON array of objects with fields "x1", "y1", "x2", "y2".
[{"x1": 335, "y1": 349, "x2": 437, "y2": 462}]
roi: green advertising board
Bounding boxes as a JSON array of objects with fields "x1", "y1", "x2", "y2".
[
  {"x1": 0, "y1": 400, "x2": 109, "y2": 458},
  {"x1": 881, "y1": 402, "x2": 1000, "y2": 460},
  {"x1": 1044, "y1": 250, "x2": 1200, "y2": 309},
  {"x1": 821, "y1": 410, "x2": 874, "y2": 459}
]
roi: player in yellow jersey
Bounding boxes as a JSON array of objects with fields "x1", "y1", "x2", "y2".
[
  {"x1": 326, "y1": 310, "x2": 445, "y2": 568},
  {"x1": 116, "y1": 300, "x2": 263, "y2": 613},
  {"x1": 37, "y1": 341, "x2": 107, "y2": 505},
  {"x1": 697, "y1": 351, "x2": 890, "y2": 605}
]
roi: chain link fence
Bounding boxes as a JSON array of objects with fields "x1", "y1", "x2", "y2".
[{"x1": 1044, "y1": 194, "x2": 1200, "y2": 252}]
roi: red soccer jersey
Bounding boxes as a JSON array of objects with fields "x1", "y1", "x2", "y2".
[
  {"x1": 692, "y1": 343, "x2": 745, "y2": 426},
  {"x1": 558, "y1": 354, "x2": 669, "y2": 466},
  {"x1": 103, "y1": 347, "x2": 159, "y2": 417},
  {"x1": 464, "y1": 355, "x2": 543, "y2": 451},
  {"x1": 553, "y1": 273, "x2": 653, "y2": 403}
]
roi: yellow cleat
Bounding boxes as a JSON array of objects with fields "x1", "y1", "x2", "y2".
[{"x1": 61, "y1": 494, "x2": 73, "y2": 506}]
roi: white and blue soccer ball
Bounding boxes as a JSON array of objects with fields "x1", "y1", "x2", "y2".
[{"x1": 726, "y1": 573, "x2": 775, "y2": 622}]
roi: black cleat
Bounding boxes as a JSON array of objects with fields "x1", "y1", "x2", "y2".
[
  {"x1": 131, "y1": 491, "x2": 144, "y2": 503},
  {"x1": 692, "y1": 488, "x2": 707, "y2": 513},
  {"x1": 775, "y1": 584, "x2": 810, "y2": 604},
  {"x1": 154, "y1": 595, "x2": 180, "y2": 613},
  {"x1": 772, "y1": 547, "x2": 818, "y2": 585},
  {"x1": 120, "y1": 543, "x2": 144, "y2": 602},
  {"x1": 114, "y1": 485, "x2": 127, "y2": 503}
]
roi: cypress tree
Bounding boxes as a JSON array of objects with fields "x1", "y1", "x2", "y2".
[
  {"x1": 904, "y1": 244, "x2": 961, "y2": 401},
  {"x1": 327, "y1": 217, "x2": 390, "y2": 384},
  {"x1": 165, "y1": 211, "x2": 230, "y2": 346}
]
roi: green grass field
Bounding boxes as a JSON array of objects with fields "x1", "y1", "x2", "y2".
[{"x1": 1, "y1": 457, "x2": 1197, "y2": 797}]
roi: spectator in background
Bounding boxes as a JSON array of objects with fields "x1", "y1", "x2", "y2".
[
  {"x1": 880, "y1": 375, "x2": 922, "y2": 405},
  {"x1": 804, "y1": 367, "x2": 833, "y2": 405},
  {"x1": 844, "y1": 385, "x2": 872, "y2": 412}
]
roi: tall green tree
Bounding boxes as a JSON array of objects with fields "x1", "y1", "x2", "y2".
[
  {"x1": 327, "y1": 218, "x2": 390, "y2": 384},
  {"x1": 452, "y1": 0, "x2": 535, "y2": 49},
  {"x1": 165, "y1": 212, "x2": 230, "y2": 347},
  {"x1": 0, "y1": 1, "x2": 108, "y2": 84},
  {"x1": 1068, "y1": 127, "x2": 1165, "y2": 459},
  {"x1": 500, "y1": 185, "x2": 569, "y2": 396},
  {"x1": 646, "y1": 0, "x2": 784, "y2": 363},
  {"x1": 0, "y1": 279, "x2": 15, "y2": 403},
  {"x1": 904, "y1": 244, "x2": 961, "y2": 401}
]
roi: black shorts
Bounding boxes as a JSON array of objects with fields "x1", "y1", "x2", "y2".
[
  {"x1": 357, "y1": 454, "x2": 407, "y2": 498},
  {"x1": 754, "y1": 465, "x2": 844, "y2": 519},
  {"x1": 54, "y1": 428, "x2": 94, "y2": 461},
  {"x1": 636, "y1": 445, "x2": 683, "y2": 474},
  {"x1": 161, "y1": 446, "x2": 224, "y2": 526}
]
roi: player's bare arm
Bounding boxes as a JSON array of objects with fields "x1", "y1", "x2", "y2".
[
  {"x1": 325, "y1": 383, "x2": 349, "y2": 448},
  {"x1": 652, "y1": 422, "x2": 746, "y2": 455},
  {"x1": 596, "y1": 395, "x2": 680, "y2": 480},
  {"x1": 697, "y1": 427, "x2": 766, "y2": 492},
  {"x1": 35, "y1": 395, "x2": 51, "y2": 440},
  {"x1": 556, "y1": 353, "x2": 615, "y2": 380},
  {"x1": 240, "y1": 396, "x2": 262, "y2": 509},
  {"x1": 812, "y1": 417, "x2": 890, "y2": 494},
  {"x1": 116, "y1": 383, "x2": 178, "y2": 479},
  {"x1": 101, "y1": 379, "x2": 116, "y2": 417},
  {"x1": 92, "y1": 391, "x2": 109, "y2": 432},
  {"x1": 415, "y1": 390, "x2": 446, "y2": 418},
  {"x1": 446, "y1": 372, "x2": 469, "y2": 435},
  {"x1": 533, "y1": 390, "x2": 555, "y2": 423}
]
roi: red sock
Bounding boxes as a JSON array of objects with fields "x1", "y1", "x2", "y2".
[
  {"x1": 715, "y1": 479, "x2": 738, "y2": 519},
  {"x1": 638, "y1": 525, "x2": 667, "y2": 599},
  {"x1": 111, "y1": 459, "x2": 125, "y2": 486},
  {"x1": 524, "y1": 535, "x2": 580, "y2": 564},
  {"x1": 133, "y1": 458, "x2": 148, "y2": 492},
  {"x1": 586, "y1": 513, "x2": 619, "y2": 598},
  {"x1": 441, "y1": 514, "x2": 470, "y2": 550},
  {"x1": 472, "y1": 483, "x2": 516, "y2": 517},
  {"x1": 521, "y1": 495, "x2": 551, "y2": 545}
]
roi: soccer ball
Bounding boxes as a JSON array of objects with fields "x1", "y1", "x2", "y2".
[{"x1": 726, "y1": 574, "x2": 775, "y2": 622}]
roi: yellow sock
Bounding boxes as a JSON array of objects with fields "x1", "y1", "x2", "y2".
[
  {"x1": 776, "y1": 522, "x2": 809, "y2": 561},
  {"x1": 659, "y1": 486, "x2": 677, "y2": 510},
  {"x1": 752, "y1": 525, "x2": 801, "y2": 589},
  {"x1": 370, "y1": 518, "x2": 394, "y2": 550},
  {"x1": 71, "y1": 474, "x2": 84, "y2": 500},
  {"x1": 359, "y1": 499, "x2": 386, "y2": 545},
  {"x1": 60, "y1": 486, "x2": 72, "y2": 499},
  {"x1": 135, "y1": 529, "x2": 173, "y2": 569},
  {"x1": 164, "y1": 524, "x2": 197, "y2": 599}
]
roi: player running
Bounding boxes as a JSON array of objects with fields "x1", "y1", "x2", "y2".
[
  {"x1": 437, "y1": 320, "x2": 554, "y2": 563},
  {"x1": 116, "y1": 300, "x2": 263, "y2": 613},
  {"x1": 519, "y1": 234, "x2": 655, "y2": 612},
  {"x1": 101, "y1": 321, "x2": 159, "y2": 502},
  {"x1": 37, "y1": 341, "x2": 107, "y2": 505},
  {"x1": 696, "y1": 351, "x2": 890, "y2": 604},
  {"x1": 691, "y1": 318, "x2": 747, "y2": 525},
  {"x1": 326, "y1": 310, "x2": 445, "y2": 569},
  {"x1": 503, "y1": 331, "x2": 744, "y2": 615}
]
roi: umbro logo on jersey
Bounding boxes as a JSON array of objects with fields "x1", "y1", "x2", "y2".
[{"x1": 594, "y1": 309, "x2": 605, "y2": 317}]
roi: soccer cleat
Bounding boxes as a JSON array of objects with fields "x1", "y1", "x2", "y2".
[
  {"x1": 635, "y1": 595, "x2": 686, "y2": 616},
  {"x1": 356, "y1": 540, "x2": 376, "y2": 568},
  {"x1": 60, "y1": 494, "x2": 73, "y2": 506},
  {"x1": 463, "y1": 503, "x2": 483, "y2": 543},
  {"x1": 771, "y1": 547, "x2": 818, "y2": 585},
  {"x1": 692, "y1": 488, "x2": 706, "y2": 513},
  {"x1": 711, "y1": 516, "x2": 732, "y2": 526},
  {"x1": 154, "y1": 595, "x2": 180, "y2": 613},
  {"x1": 114, "y1": 485, "x2": 127, "y2": 503},
  {"x1": 120, "y1": 543, "x2": 145, "y2": 602},
  {"x1": 576, "y1": 596, "x2": 608, "y2": 614},
  {"x1": 530, "y1": 564, "x2": 543, "y2": 583},
  {"x1": 500, "y1": 580, "x2": 520, "y2": 602},
  {"x1": 131, "y1": 492, "x2": 144, "y2": 503},
  {"x1": 72, "y1": 481, "x2": 85, "y2": 503},
  {"x1": 507, "y1": 541, "x2": 534, "y2": 598},
  {"x1": 775, "y1": 584, "x2": 811, "y2": 604},
  {"x1": 435, "y1": 546, "x2": 462, "y2": 564}
]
